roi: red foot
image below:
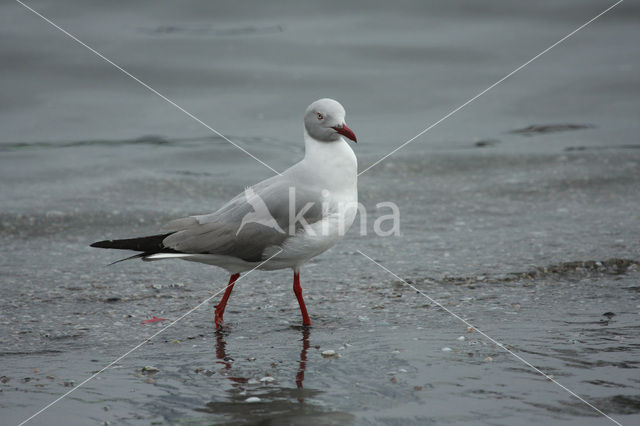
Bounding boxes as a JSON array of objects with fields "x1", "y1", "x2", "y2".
[
  {"x1": 141, "y1": 316, "x2": 167, "y2": 324},
  {"x1": 214, "y1": 305, "x2": 225, "y2": 329}
]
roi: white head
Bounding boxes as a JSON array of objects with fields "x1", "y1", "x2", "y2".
[{"x1": 304, "y1": 98, "x2": 357, "y2": 143}]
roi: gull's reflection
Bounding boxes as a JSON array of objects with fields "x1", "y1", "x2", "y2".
[
  {"x1": 213, "y1": 327, "x2": 311, "y2": 390},
  {"x1": 215, "y1": 330, "x2": 247, "y2": 384},
  {"x1": 296, "y1": 327, "x2": 311, "y2": 391},
  {"x1": 201, "y1": 328, "x2": 354, "y2": 423}
]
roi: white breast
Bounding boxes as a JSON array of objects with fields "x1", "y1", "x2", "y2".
[{"x1": 263, "y1": 133, "x2": 358, "y2": 269}]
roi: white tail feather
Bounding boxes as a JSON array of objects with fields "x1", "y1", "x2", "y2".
[{"x1": 143, "y1": 253, "x2": 196, "y2": 262}]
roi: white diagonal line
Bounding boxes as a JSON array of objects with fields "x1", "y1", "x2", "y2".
[
  {"x1": 15, "y1": 0, "x2": 281, "y2": 176},
  {"x1": 17, "y1": 249, "x2": 283, "y2": 426},
  {"x1": 358, "y1": 0, "x2": 624, "y2": 176},
  {"x1": 357, "y1": 250, "x2": 623, "y2": 426}
]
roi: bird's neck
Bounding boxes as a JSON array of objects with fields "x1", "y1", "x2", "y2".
[
  {"x1": 303, "y1": 131, "x2": 357, "y2": 173},
  {"x1": 301, "y1": 131, "x2": 357, "y2": 194}
]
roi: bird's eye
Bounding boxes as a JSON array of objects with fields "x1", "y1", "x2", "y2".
[{"x1": 317, "y1": 113, "x2": 324, "y2": 120}]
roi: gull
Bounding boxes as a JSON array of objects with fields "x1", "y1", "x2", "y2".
[{"x1": 91, "y1": 98, "x2": 358, "y2": 328}]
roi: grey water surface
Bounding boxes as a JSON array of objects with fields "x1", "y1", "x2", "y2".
[{"x1": 1, "y1": 0, "x2": 639, "y2": 425}]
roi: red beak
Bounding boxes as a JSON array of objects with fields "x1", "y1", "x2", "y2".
[{"x1": 332, "y1": 123, "x2": 357, "y2": 143}]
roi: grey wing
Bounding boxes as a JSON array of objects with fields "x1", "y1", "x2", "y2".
[{"x1": 161, "y1": 175, "x2": 325, "y2": 262}]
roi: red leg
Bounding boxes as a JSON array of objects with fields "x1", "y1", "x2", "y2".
[
  {"x1": 293, "y1": 270, "x2": 311, "y2": 326},
  {"x1": 215, "y1": 273, "x2": 240, "y2": 329}
]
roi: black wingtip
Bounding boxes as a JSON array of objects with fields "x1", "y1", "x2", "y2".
[
  {"x1": 90, "y1": 240, "x2": 113, "y2": 248},
  {"x1": 89, "y1": 233, "x2": 178, "y2": 253}
]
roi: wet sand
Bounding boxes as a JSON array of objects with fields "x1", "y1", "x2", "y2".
[
  {"x1": 1, "y1": 0, "x2": 640, "y2": 425},
  {"x1": 2, "y1": 140, "x2": 639, "y2": 425}
]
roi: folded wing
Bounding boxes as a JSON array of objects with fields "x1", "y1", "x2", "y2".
[{"x1": 161, "y1": 174, "x2": 325, "y2": 262}]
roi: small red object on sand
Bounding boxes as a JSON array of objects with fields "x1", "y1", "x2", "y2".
[{"x1": 141, "y1": 316, "x2": 168, "y2": 324}]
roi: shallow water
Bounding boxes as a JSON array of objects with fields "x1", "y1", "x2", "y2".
[{"x1": 1, "y1": 0, "x2": 640, "y2": 425}]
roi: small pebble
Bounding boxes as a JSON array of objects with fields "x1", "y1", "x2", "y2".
[
  {"x1": 245, "y1": 397, "x2": 261, "y2": 403},
  {"x1": 457, "y1": 336, "x2": 466, "y2": 341},
  {"x1": 247, "y1": 378, "x2": 260, "y2": 385},
  {"x1": 32, "y1": 368, "x2": 39, "y2": 373},
  {"x1": 484, "y1": 357, "x2": 493, "y2": 362},
  {"x1": 142, "y1": 366, "x2": 159, "y2": 374},
  {"x1": 398, "y1": 368, "x2": 407, "y2": 373},
  {"x1": 466, "y1": 327, "x2": 475, "y2": 333},
  {"x1": 145, "y1": 378, "x2": 155, "y2": 384},
  {"x1": 321, "y1": 350, "x2": 339, "y2": 358},
  {"x1": 441, "y1": 347, "x2": 452, "y2": 352},
  {"x1": 259, "y1": 376, "x2": 275, "y2": 383}
]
